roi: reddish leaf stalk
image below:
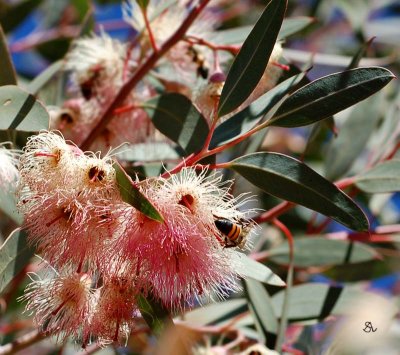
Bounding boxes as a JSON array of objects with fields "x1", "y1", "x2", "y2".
[
  {"x1": 185, "y1": 35, "x2": 240, "y2": 55},
  {"x1": 253, "y1": 201, "x2": 294, "y2": 224},
  {"x1": 142, "y1": 6, "x2": 158, "y2": 53},
  {"x1": 272, "y1": 218, "x2": 294, "y2": 353},
  {"x1": 80, "y1": 0, "x2": 212, "y2": 151}
]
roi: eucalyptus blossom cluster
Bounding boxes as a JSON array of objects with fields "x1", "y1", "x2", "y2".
[{"x1": 17, "y1": 131, "x2": 253, "y2": 346}]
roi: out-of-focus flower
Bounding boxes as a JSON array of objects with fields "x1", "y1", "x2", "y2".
[
  {"x1": 20, "y1": 270, "x2": 94, "y2": 341},
  {"x1": 193, "y1": 71, "x2": 225, "y2": 119},
  {"x1": 123, "y1": 0, "x2": 219, "y2": 83},
  {"x1": 0, "y1": 144, "x2": 20, "y2": 193},
  {"x1": 65, "y1": 31, "x2": 129, "y2": 97}
]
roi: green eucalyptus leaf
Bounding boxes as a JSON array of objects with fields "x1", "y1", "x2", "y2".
[
  {"x1": 236, "y1": 253, "x2": 285, "y2": 286},
  {"x1": 355, "y1": 160, "x2": 400, "y2": 193},
  {"x1": 0, "y1": 25, "x2": 17, "y2": 86},
  {"x1": 37, "y1": 37, "x2": 71, "y2": 62},
  {"x1": 0, "y1": 189, "x2": 23, "y2": 225},
  {"x1": 184, "y1": 299, "x2": 247, "y2": 326},
  {"x1": 114, "y1": 162, "x2": 164, "y2": 222},
  {"x1": 137, "y1": 294, "x2": 173, "y2": 337},
  {"x1": 0, "y1": 85, "x2": 49, "y2": 131},
  {"x1": 211, "y1": 72, "x2": 305, "y2": 148},
  {"x1": 214, "y1": 16, "x2": 314, "y2": 45},
  {"x1": 348, "y1": 37, "x2": 375, "y2": 70},
  {"x1": 71, "y1": 0, "x2": 91, "y2": 22},
  {"x1": 229, "y1": 152, "x2": 369, "y2": 231},
  {"x1": 269, "y1": 237, "x2": 379, "y2": 267},
  {"x1": 244, "y1": 279, "x2": 279, "y2": 345},
  {"x1": 324, "y1": 93, "x2": 383, "y2": 181},
  {"x1": 135, "y1": 0, "x2": 149, "y2": 9},
  {"x1": 218, "y1": 0, "x2": 287, "y2": 117},
  {"x1": 267, "y1": 67, "x2": 394, "y2": 127},
  {"x1": 142, "y1": 93, "x2": 209, "y2": 154},
  {"x1": 271, "y1": 283, "x2": 397, "y2": 321},
  {"x1": 27, "y1": 60, "x2": 63, "y2": 95},
  {"x1": 0, "y1": 230, "x2": 35, "y2": 295},
  {"x1": 0, "y1": 0, "x2": 43, "y2": 33},
  {"x1": 278, "y1": 16, "x2": 315, "y2": 40}
]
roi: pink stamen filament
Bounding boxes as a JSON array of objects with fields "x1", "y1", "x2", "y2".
[
  {"x1": 46, "y1": 213, "x2": 66, "y2": 227},
  {"x1": 34, "y1": 152, "x2": 58, "y2": 159},
  {"x1": 113, "y1": 320, "x2": 120, "y2": 342},
  {"x1": 51, "y1": 298, "x2": 71, "y2": 316}
]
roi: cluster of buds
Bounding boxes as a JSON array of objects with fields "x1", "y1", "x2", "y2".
[{"x1": 18, "y1": 131, "x2": 254, "y2": 346}]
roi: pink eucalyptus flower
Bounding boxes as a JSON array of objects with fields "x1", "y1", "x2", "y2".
[
  {"x1": 88, "y1": 269, "x2": 139, "y2": 346},
  {"x1": 19, "y1": 131, "x2": 84, "y2": 193},
  {"x1": 113, "y1": 168, "x2": 252, "y2": 310},
  {"x1": 20, "y1": 192, "x2": 122, "y2": 269},
  {"x1": 20, "y1": 269, "x2": 94, "y2": 341}
]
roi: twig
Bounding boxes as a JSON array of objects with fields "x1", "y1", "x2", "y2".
[{"x1": 0, "y1": 330, "x2": 47, "y2": 355}]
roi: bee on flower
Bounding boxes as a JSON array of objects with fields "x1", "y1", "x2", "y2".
[{"x1": 111, "y1": 167, "x2": 255, "y2": 310}]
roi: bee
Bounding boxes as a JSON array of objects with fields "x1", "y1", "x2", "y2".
[
  {"x1": 214, "y1": 218, "x2": 252, "y2": 249},
  {"x1": 187, "y1": 46, "x2": 209, "y2": 79}
]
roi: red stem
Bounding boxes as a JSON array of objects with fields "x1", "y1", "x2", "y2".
[
  {"x1": 0, "y1": 330, "x2": 46, "y2": 355},
  {"x1": 142, "y1": 6, "x2": 158, "y2": 53},
  {"x1": 185, "y1": 35, "x2": 240, "y2": 55},
  {"x1": 253, "y1": 201, "x2": 294, "y2": 224},
  {"x1": 273, "y1": 218, "x2": 294, "y2": 258},
  {"x1": 80, "y1": 0, "x2": 212, "y2": 151}
]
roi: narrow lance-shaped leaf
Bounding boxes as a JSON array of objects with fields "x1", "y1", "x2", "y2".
[
  {"x1": 324, "y1": 93, "x2": 383, "y2": 181},
  {"x1": 0, "y1": 230, "x2": 35, "y2": 295},
  {"x1": 355, "y1": 160, "x2": 400, "y2": 193},
  {"x1": 218, "y1": 0, "x2": 287, "y2": 117},
  {"x1": 137, "y1": 294, "x2": 174, "y2": 337},
  {"x1": 229, "y1": 152, "x2": 369, "y2": 231},
  {"x1": 114, "y1": 162, "x2": 164, "y2": 222},
  {"x1": 135, "y1": 0, "x2": 149, "y2": 9},
  {"x1": 214, "y1": 16, "x2": 314, "y2": 45},
  {"x1": 278, "y1": 16, "x2": 315, "y2": 40},
  {"x1": 141, "y1": 93, "x2": 209, "y2": 154},
  {"x1": 184, "y1": 299, "x2": 247, "y2": 325},
  {"x1": 27, "y1": 60, "x2": 63, "y2": 95},
  {"x1": 244, "y1": 279, "x2": 279, "y2": 346},
  {"x1": 0, "y1": 0, "x2": 43, "y2": 33},
  {"x1": 347, "y1": 37, "x2": 375, "y2": 70},
  {"x1": 0, "y1": 25, "x2": 17, "y2": 86},
  {"x1": 267, "y1": 67, "x2": 394, "y2": 127},
  {"x1": 211, "y1": 71, "x2": 306, "y2": 148},
  {"x1": 236, "y1": 253, "x2": 285, "y2": 286},
  {"x1": 0, "y1": 85, "x2": 49, "y2": 131},
  {"x1": 269, "y1": 237, "x2": 379, "y2": 267}
]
